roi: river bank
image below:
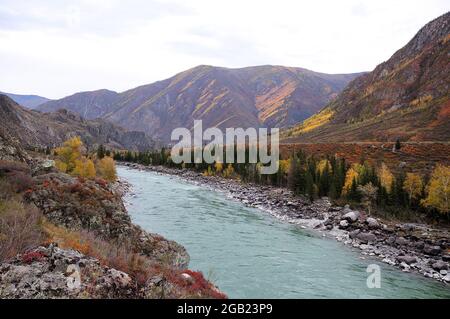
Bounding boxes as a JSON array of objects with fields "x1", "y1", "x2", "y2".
[{"x1": 120, "y1": 162, "x2": 450, "y2": 286}]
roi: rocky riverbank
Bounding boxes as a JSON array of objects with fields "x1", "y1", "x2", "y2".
[
  {"x1": 120, "y1": 163, "x2": 450, "y2": 285},
  {"x1": 0, "y1": 154, "x2": 225, "y2": 298}
]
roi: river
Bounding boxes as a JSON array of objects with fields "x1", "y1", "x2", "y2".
[{"x1": 118, "y1": 166, "x2": 450, "y2": 299}]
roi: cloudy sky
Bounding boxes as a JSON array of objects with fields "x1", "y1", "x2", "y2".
[{"x1": 0, "y1": 0, "x2": 448, "y2": 99}]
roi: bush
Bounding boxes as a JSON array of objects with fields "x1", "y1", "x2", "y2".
[
  {"x1": 7, "y1": 171, "x2": 35, "y2": 193},
  {"x1": 97, "y1": 157, "x2": 117, "y2": 182},
  {"x1": 0, "y1": 199, "x2": 44, "y2": 262}
]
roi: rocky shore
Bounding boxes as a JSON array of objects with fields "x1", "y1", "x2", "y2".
[
  {"x1": 0, "y1": 156, "x2": 225, "y2": 298},
  {"x1": 121, "y1": 163, "x2": 450, "y2": 285}
]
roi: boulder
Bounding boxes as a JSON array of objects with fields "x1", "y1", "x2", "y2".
[
  {"x1": 444, "y1": 274, "x2": 450, "y2": 283},
  {"x1": 423, "y1": 245, "x2": 442, "y2": 256},
  {"x1": 396, "y1": 255, "x2": 417, "y2": 265},
  {"x1": 339, "y1": 220, "x2": 349, "y2": 229},
  {"x1": 431, "y1": 260, "x2": 448, "y2": 271},
  {"x1": 349, "y1": 229, "x2": 361, "y2": 239},
  {"x1": 342, "y1": 211, "x2": 360, "y2": 223},
  {"x1": 365, "y1": 217, "x2": 380, "y2": 229},
  {"x1": 356, "y1": 232, "x2": 377, "y2": 244},
  {"x1": 395, "y1": 237, "x2": 409, "y2": 246}
]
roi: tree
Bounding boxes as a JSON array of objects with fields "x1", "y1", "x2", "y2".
[
  {"x1": 379, "y1": 163, "x2": 394, "y2": 193},
  {"x1": 403, "y1": 173, "x2": 423, "y2": 205},
  {"x1": 343, "y1": 164, "x2": 360, "y2": 195},
  {"x1": 223, "y1": 164, "x2": 235, "y2": 179},
  {"x1": 358, "y1": 182, "x2": 378, "y2": 215},
  {"x1": 97, "y1": 157, "x2": 117, "y2": 182},
  {"x1": 54, "y1": 137, "x2": 83, "y2": 173},
  {"x1": 73, "y1": 158, "x2": 96, "y2": 179},
  {"x1": 214, "y1": 162, "x2": 223, "y2": 174},
  {"x1": 421, "y1": 165, "x2": 450, "y2": 214},
  {"x1": 97, "y1": 144, "x2": 105, "y2": 159},
  {"x1": 287, "y1": 156, "x2": 301, "y2": 193},
  {"x1": 395, "y1": 139, "x2": 401, "y2": 151}
]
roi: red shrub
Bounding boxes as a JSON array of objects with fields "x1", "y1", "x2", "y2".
[
  {"x1": 21, "y1": 251, "x2": 45, "y2": 264},
  {"x1": 95, "y1": 178, "x2": 108, "y2": 188}
]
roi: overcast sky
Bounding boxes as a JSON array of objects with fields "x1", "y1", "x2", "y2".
[{"x1": 0, "y1": 0, "x2": 448, "y2": 99}]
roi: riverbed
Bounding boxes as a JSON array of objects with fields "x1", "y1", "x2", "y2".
[{"x1": 118, "y1": 166, "x2": 450, "y2": 298}]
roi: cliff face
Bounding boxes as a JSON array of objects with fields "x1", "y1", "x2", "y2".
[
  {"x1": 286, "y1": 12, "x2": 450, "y2": 142},
  {"x1": 0, "y1": 94, "x2": 156, "y2": 151}
]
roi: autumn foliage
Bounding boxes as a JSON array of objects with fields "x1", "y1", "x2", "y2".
[{"x1": 54, "y1": 137, "x2": 117, "y2": 182}]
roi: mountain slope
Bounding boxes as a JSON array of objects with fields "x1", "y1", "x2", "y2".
[
  {"x1": 0, "y1": 92, "x2": 50, "y2": 109},
  {"x1": 37, "y1": 66, "x2": 362, "y2": 142},
  {"x1": 0, "y1": 94, "x2": 155, "y2": 151},
  {"x1": 285, "y1": 12, "x2": 450, "y2": 142},
  {"x1": 37, "y1": 89, "x2": 119, "y2": 119}
]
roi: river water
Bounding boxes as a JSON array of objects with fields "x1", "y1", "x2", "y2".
[{"x1": 118, "y1": 166, "x2": 450, "y2": 299}]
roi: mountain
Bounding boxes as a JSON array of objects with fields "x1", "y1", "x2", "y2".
[
  {"x1": 0, "y1": 92, "x2": 50, "y2": 109},
  {"x1": 0, "y1": 94, "x2": 156, "y2": 151},
  {"x1": 38, "y1": 89, "x2": 119, "y2": 119},
  {"x1": 285, "y1": 12, "x2": 450, "y2": 143},
  {"x1": 37, "y1": 66, "x2": 362, "y2": 142}
]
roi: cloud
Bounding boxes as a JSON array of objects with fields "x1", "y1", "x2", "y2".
[{"x1": 0, "y1": 0, "x2": 448, "y2": 98}]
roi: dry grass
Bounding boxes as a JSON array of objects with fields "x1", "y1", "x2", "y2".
[{"x1": 0, "y1": 198, "x2": 44, "y2": 262}]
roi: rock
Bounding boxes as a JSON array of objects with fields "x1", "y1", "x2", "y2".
[
  {"x1": 326, "y1": 224, "x2": 333, "y2": 230},
  {"x1": 342, "y1": 211, "x2": 359, "y2": 223},
  {"x1": 423, "y1": 245, "x2": 442, "y2": 256},
  {"x1": 349, "y1": 229, "x2": 361, "y2": 239},
  {"x1": 444, "y1": 274, "x2": 450, "y2": 283},
  {"x1": 397, "y1": 255, "x2": 417, "y2": 265},
  {"x1": 365, "y1": 217, "x2": 380, "y2": 229},
  {"x1": 395, "y1": 237, "x2": 409, "y2": 246},
  {"x1": 0, "y1": 246, "x2": 135, "y2": 298},
  {"x1": 339, "y1": 220, "x2": 349, "y2": 229},
  {"x1": 356, "y1": 232, "x2": 377, "y2": 244},
  {"x1": 400, "y1": 262, "x2": 411, "y2": 271},
  {"x1": 431, "y1": 260, "x2": 448, "y2": 271},
  {"x1": 440, "y1": 270, "x2": 448, "y2": 276}
]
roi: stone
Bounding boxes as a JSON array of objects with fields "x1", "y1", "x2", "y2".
[
  {"x1": 443, "y1": 274, "x2": 450, "y2": 283},
  {"x1": 400, "y1": 262, "x2": 410, "y2": 272},
  {"x1": 339, "y1": 220, "x2": 349, "y2": 229},
  {"x1": 356, "y1": 232, "x2": 377, "y2": 244},
  {"x1": 349, "y1": 229, "x2": 360, "y2": 239},
  {"x1": 431, "y1": 260, "x2": 448, "y2": 271},
  {"x1": 397, "y1": 255, "x2": 417, "y2": 265},
  {"x1": 342, "y1": 211, "x2": 360, "y2": 223},
  {"x1": 395, "y1": 237, "x2": 409, "y2": 246},
  {"x1": 365, "y1": 217, "x2": 380, "y2": 229},
  {"x1": 423, "y1": 245, "x2": 442, "y2": 256}
]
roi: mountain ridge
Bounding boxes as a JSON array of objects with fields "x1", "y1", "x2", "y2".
[
  {"x1": 0, "y1": 91, "x2": 50, "y2": 109},
  {"x1": 37, "y1": 65, "x2": 363, "y2": 142},
  {"x1": 0, "y1": 94, "x2": 156, "y2": 151},
  {"x1": 284, "y1": 11, "x2": 450, "y2": 142}
]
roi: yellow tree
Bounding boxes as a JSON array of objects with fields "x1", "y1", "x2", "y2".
[
  {"x1": 317, "y1": 159, "x2": 332, "y2": 175},
  {"x1": 223, "y1": 164, "x2": 235, "y2": 179},
  {"x1": 342, "y1": 164, "x2": 361, "y2": 195},
  {"x1": 379, "y1": 163, "x2": 394, "y2": 193},
  {"x1": 97, "y1": 157, "x2": 117, "y2": 182},
  {"x1": 422, "y1": 165, "x2": 450, "y2": 214},
  {"x1": 403, "y1": 173, "x2": 423, "y2": 204},
  {"x1": 214, "y1": 162, "x2": 223, "y2": 174},
  {"x1": 55, "y1": 137, "x2": 83, "y2": 173},
  {"x1": 73, "y1": 158, "x2": 96, "y2": 179}
]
